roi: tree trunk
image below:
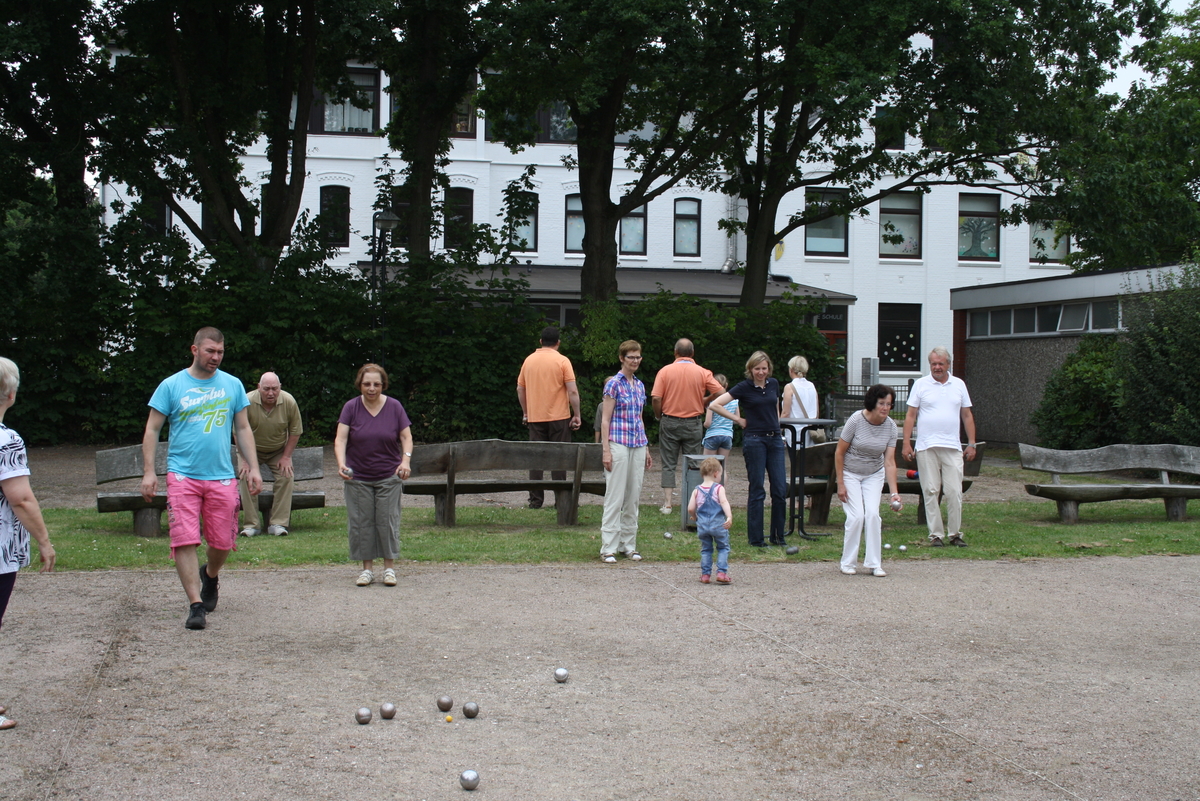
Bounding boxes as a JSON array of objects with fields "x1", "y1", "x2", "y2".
[
  {"x1": 739, "y1": 191, "x2": 785, "y2": 308},
  {"x1": 576, "y1": 137, "x2": 619, "y2": 303}
]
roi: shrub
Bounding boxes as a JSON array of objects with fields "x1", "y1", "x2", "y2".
[{"x1": 1029, "y1": 335, "x2": 1123, "y2": 449}]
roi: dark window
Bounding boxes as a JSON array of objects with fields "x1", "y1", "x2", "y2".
[
  {"x1": 989, "y1": 309, "x2": 1011, "y2": 336},
  {"x1": 201, "y1": 203, "x2": 219, "y2": 237},
  {"x1": 620, "y1": 205, "x2": 646, "y2": 255},
  {"x1": 959, "y1": 194, "x2": 1000, "y2": 261},
  {"x1": 873, "y1": 107, "x2": 905, "y2": 151},
  {"x1": 804, "y1": 189, "x2": 848, "y2": 257},
  {"x1": 1037, "y1": 304, "x2": 1061, "y2": 332},
  {"x1": 878, "y1": 303, "x2": 921, "y2": 369},
  {"x1": 565, "y1": 194, "x2": 584, "y2": 253},
  {"x1": 1013, "y1": 307, "x2": 1037, "y2": 333},
  {"x1": 451, "y1": 74, "x2": 478, "y2": 138},
  {"x1": 388, "y1": 186, "x2": 412, "y2": 250},
  {"x1": 319, "y1": 185, "x2": 351, "y2": 248},
  {"x1": 674, "y1": 199, "x2": 701, "y2": 256},
  {"x1": 512, "y1": 192, "x2": 538, "y2": 252},
  {"x1": 142, "y1": 198, "x2": 171, "y2": 236},
  {"x1": 879, "y1": 192, "x2": 922, "y2": 258},
  {"x1": 443, "y1": 187, "x2": 474, "y2": 249},
  {"x1": 1092, "y1": 300, "x2": 1120, "y2": 330},
  {"x1": 309, "y1": 69, "x2": 380, "y2": 135},
  {"x1": 485, "y1": 103, "x2": 575, "y2": 144},
  {"x1": 969, "y1": 311, "x2": 989, "y2": 337}
]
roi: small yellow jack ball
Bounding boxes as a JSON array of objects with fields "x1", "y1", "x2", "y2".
[{"x1": 445, "y1": 715, "x2": 453, "y2": 722}]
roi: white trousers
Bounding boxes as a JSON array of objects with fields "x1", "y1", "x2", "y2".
[
  {"x1": 916, "y1": 447, "x2": 965, "y2": 539},
  {"x1": 601, "y1": 442, "x2": 645, "y2": 556},
  {"x1": 841, "y1": 467, "x2": 885, "y2": 570}
]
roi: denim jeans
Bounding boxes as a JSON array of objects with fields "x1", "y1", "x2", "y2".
[
  {"x1": 699, "y1": 527, "x2": 731, "y2": 575},
  {"x1": 742, "y1": 433, "x2": 787, "y2": 545}
]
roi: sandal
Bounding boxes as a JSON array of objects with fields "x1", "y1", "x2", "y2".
[
  {"x1": 0, "y1": 715, "x2": 15, "y2": 731},
  {"x1": 627, "y1": 552, "x2": 642, "y2": 561},
  {"x1": 601, "y1": 554, "x2": 617, "y2": 563}
]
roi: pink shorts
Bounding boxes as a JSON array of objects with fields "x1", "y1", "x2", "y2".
[{"x1": 165, "y1": 473, "x2": 241, "y2": 559}]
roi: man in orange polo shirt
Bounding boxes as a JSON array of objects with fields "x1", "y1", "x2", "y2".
[
  {"x1": 651, "y1": 339, "x2": 723, "y2": 515},
  {"x1": 516, "y1": 327, "x2": 582, "y2": 509}
]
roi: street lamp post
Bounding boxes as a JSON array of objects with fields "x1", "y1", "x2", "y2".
[{"x1": 371, "y1": 209, "x2": 401, "y2": 367}]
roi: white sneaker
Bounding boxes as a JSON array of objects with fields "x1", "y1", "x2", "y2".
[
  {"x1": 383, "y1": 568, "x2": 397, "y2": 586},
  {"x1": 840, "y1": 566, "x2": 857, "y2": 575},
  {"x1": 356, "y1": 570, "x2": 374, "y2": 587},
  {"x1": 240, "y1": 526, "x2": 260, "y2": 537},
  {"x1": 872, "y1": 567, "x2": 887, "y2": 577},
  {"x1": 266, "y1": 525, "x2": 288, "y2": 536}
]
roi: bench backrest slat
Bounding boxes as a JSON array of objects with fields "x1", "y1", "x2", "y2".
[
  {"x1": 409, "y1": 440, "x2": 603, "y2": 476},
  {"x1": 1019, "y1": 443, "x2": 1200, "y2": 475},
  {"x1": 96, "y1": 444, "x2": 324, "y2": 484}
]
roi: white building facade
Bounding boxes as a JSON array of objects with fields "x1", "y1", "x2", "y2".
[{"x1": 100, "y1": 67, "x2": 1077, "y2": 388}]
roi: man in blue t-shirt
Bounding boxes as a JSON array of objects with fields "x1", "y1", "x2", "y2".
[{"x1": 140, "y1": 327, "x2": 262, "y2": 631}]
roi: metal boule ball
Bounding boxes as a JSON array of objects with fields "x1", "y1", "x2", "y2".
[
  {"x1": 463, "y1": 702, "x2": 479, "y2": 718},
  {"x1": 380, "y1": 702, "x2": 396, "y2": 719},
  {"x1": 785, "y1": 545, "x2": 799, "y2": 555},
  {"x1": 891, "y1": 500, "x2": 903, "y2": 511},
  {"x1": 460, "y1": 769, "x2": 480, "y2": 790},
  {"x1": 355, "y1": 707, "x2": 372, "y2": 724},
  {"x1": 898, "y1": 545, "x2": 907, "y2": 552},
  {"x1": 663, "y1": 531, "x2": 673, "y2": 539},
  {"x1": 884, "y1": 543, "x2": 891, "y2": 549},
  {"x1": 437, "y1": 695, "x2": 453, "y2": 712},
  {"x1": 554, "y1": 667, "x2": 569, "y2": 683}
]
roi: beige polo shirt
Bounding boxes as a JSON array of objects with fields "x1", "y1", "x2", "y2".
[{"x1": 246, "y1": 389, "x2": 303, "y2": 454}]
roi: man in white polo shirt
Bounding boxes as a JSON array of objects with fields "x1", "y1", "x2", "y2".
[{"x1": 901, "y1": 347, "x2": 978, "y2": 547}]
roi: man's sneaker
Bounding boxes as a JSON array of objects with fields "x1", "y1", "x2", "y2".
[
  {"x1": 185, "y1": 602, "x2": 207, "y2": 630},
  {"x1": 266, "y1": 525, "x2": 288, "y2": 536},
  {"x1": 949, "y1": 535, "x2": 968, "y2": 547},
  {"x1": 198, "y1": 564, "x2": 219, "y2": 612},
  {"x1": 240, "y1": 526, "x2": 260, "y2": 537},
  {"x1": 715, "y1": 572, "x2": 732, "y2": 584},
  {"x1": 356, "y1": 569, "x2": 374, "y2": 586}
]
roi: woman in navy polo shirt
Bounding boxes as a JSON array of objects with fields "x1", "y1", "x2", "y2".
[{"x1": 708, "y1": 351, "x2": 787, "y2": 548}]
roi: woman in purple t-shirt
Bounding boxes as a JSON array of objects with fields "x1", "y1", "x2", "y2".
[{"x1": 334, "y1": 364, "x2": 413, "y2": 588}]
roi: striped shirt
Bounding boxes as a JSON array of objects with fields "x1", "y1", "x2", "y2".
[
  {"x1": 839, "y1": 410, "x2": 898, "y2": 476},
  {"x1": 603, "y1": 372, "x2": 649, "y2": 448}
]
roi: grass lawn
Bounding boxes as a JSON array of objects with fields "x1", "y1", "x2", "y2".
[{"x1": 34, "y1": 498, "x2": 1200, "y2": 572}]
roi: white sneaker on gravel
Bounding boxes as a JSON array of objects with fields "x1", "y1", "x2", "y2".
[
  {"x1": 356, "y1": 570, "x2": 374, "y2": 587},
  {"x1": 383, "y1": 568, "x2": 397, "y2": 586}
]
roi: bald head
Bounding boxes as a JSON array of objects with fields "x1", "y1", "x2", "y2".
[
  {"x1": 674, "y1": 339, "x2": 695, "y2": 358},
  {"x1": 258, "y1": 372, "x2": 282, "y2": 408}
]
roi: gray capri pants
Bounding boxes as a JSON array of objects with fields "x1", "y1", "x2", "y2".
[{"x1": 344, "y1": 475, "x2": 403, "y2": 560}]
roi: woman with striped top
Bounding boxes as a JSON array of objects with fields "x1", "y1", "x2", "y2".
[{"x1": 834, "y1": 384, "x2": 901, "y2": 577}]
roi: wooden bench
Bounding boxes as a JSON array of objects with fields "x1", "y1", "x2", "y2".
[
  {"x1": 1019, "y1": 443, "x2": 1200, "y2": 523},
  {"x1": 96, "y1": 443, "x2": 326, "y2": 537},
  {"x1": 405, "y1": 439, "x2": 605, "y2": 526},
  {"x1": 802, "y1": 439, "x2": 985, "y2": 526}
]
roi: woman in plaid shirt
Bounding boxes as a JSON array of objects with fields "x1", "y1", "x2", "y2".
[{"x1": 598, "y1": 340, "x2": 653, "y2": 563}]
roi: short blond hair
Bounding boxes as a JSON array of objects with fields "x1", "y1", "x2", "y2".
[
  {"x1": 0, "y1": 357, "x2": 19, "y2": 397},
  {"x1": 700, "y1": 457, "x2": 722, "y2": 478},
  {"x1": 744, "y1": 350, "x2": 773, "y2": 379},
  {"x1": 787, "y1": 355, "x2": 809, "y2": 376}
]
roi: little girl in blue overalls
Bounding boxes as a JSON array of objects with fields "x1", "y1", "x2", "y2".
[{"x1": 688, "y1": 457, "x2": 734, "y2": 584}]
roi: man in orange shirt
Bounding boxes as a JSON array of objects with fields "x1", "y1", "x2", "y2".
[
  {"x1": 516, "y1": 327, "x2": 582, "y2": 509},
  {"x1": 651, "y1": 339, "x2": 723, "y2": 515}
]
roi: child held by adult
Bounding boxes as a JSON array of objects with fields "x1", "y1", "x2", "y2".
[{"x1": 688, "y1": 457, "x2": 733, "y2": 585}]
